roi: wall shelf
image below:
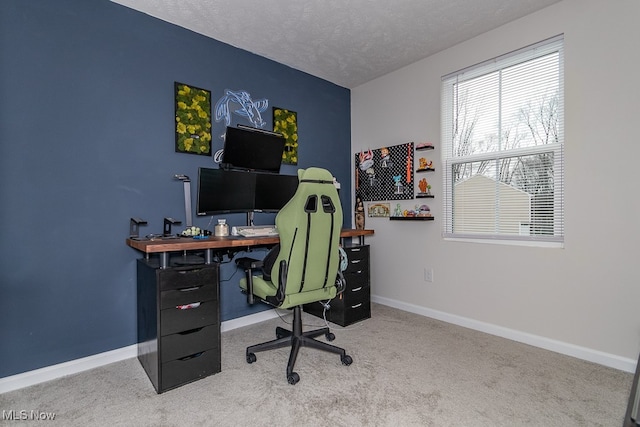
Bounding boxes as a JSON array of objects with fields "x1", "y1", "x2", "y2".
[
  {"x1": 389, "y1": 216, "x2": 434, "y2": 221},
  {"x1": 415, "y1": 142, "x2": 435, "y2": 202}
]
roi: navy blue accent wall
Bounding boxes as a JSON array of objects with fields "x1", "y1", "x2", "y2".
[{"x1": 0, "y1": 0, "x2": 351, "y2": 377}]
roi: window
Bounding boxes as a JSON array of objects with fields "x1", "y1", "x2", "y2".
[{"x1": 441, "y1": 35, "x2": 564, "y2": 245}]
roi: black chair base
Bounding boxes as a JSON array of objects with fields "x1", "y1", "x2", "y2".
[{"x1": 245, "y1": 306, "x2": 353, "y2": 384}]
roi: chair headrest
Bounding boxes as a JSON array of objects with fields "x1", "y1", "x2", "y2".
[{"x1": 297, "y1": 167, "x2": 335, "y2": 184}]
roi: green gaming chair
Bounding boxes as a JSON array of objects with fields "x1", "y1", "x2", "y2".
[{"x1": 236, "y1": 167, "x2": 352, "y2": 385}]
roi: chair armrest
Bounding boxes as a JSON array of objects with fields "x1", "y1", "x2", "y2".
[
  {"x1": 236, "y1": 257, "x2": 263, "y2": 305},
  {"x1": 236, "y1": 257, "x2": 263, "y2": 270},
  {"x1": 266, "y1": 260, "x2": 287, "y2": 307}
]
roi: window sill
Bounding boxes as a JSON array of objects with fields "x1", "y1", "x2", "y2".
[{"x1": 443, "y1": 237, "x2": 564, "y2": 248}]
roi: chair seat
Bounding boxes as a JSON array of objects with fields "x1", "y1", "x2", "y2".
[{"x1": 240, "y1": 275, "x2": 336, "y2": 309}]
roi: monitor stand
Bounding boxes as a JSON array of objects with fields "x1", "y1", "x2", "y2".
[
  {"x1": 174, "y1": 174, "x2": 193, "y2": 227},
  {"x1": 247, "y1": 211, "x2": 254, "y2": 226},
  {"x1": 172, "y1": 173, "x2": 202, "y2": 265}
]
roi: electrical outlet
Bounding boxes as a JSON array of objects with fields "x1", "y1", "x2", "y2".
[{"x1": 424, "y1": 267, "x2": 433, "y2": 283}]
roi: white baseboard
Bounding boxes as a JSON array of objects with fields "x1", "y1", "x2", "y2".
[
  {"x1": 372, "y1": 295, "x2": 637, "y2": 373},
  {"x1": 0, "y1": 310, "x2": 277, "y2": 395},
  {"x1": 220, "y1": 308, "x2": 279, "y2": 332},
  {"x1": 0, "y1": 344, "x2": 138, "y2": 395}
]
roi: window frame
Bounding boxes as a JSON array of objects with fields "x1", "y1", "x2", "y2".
[{"x1": 441, "y1": 35, "x2": 564, "y2": 247}]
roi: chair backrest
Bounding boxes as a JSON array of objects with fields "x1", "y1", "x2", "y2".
[{"x1": 270, "y1": 167, "x2": 343, "y2": 297}]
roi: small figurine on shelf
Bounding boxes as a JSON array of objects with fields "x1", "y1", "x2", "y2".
[
  {"x1": 418, "y1": 178, "x2": 431, "y2": 195},
  {"x1": 393, "y1": 203, "x2": 403, "y2": 217},
  {"x1": 355, "y1": 195, "x2": 365, "y2": 230},
  {"x1": 417, "y1": 204, "x2": 432, "y2": 217},
  {"x1": 418, "y1": 157, "x2": 433, "y2": 171}
]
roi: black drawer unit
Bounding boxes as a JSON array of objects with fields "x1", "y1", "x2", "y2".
[
  {"x1": 137, "y1": 259, "x2": 221, "y2": 393},
  {"x1": 304, "y1": 245, "x2": 371, "y2": 327}
]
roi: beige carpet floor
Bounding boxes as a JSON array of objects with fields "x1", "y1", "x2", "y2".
[{"x1": 0, "y1": 303, "x2": 633, "y2": 426}]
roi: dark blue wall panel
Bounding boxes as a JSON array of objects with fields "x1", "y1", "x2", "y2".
[{"x1": 0, "y1": 0, "x2": 351, "y2": 377}]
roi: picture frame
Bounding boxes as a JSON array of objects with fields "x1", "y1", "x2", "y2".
[
  {"x1": 174, "y1": 82, "x2": 212, "y2": 156},
  {"x1": 368, "y1": 203, "x2": 391, "y2": 217},
  {"x1": 273, "y1": 107, "x2": 298, "y2": 164}
]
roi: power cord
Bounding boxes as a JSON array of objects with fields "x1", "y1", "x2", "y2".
[
  {"x1": 273, "y1": 303, "x2": 331, "y2": 330},
  {"x1": 272, "y1": 302, "x2": 366, "y2": 334}
]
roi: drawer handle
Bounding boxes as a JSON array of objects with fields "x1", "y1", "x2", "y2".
[
  {"x1": 178, "y1": 351, "x2": 204, "y2": 361},
  {"x1": 177, "y1": 268, "x2": 203, "y2": 274},
  {"x1": 351, "y1": 287, "x2": 362, "y2": 292},
  {"x1": 179, "y1": 286, "x2": 201, "y2": 292},
  {"x1": 178, "y1": 327, "x2": 204, "y2": 335},
  {"x1": 351, "y1": 260, "x2": 362, "y2": 264},
  {"x1": 176, "y1": 302, "x2": 201, "y2": 310},
  {"x1": 350, "y1": 248, "x2": 361, "y2": 252},
  {"x1": 351, "y1": 303, "x2": 363, "y2": 309}
]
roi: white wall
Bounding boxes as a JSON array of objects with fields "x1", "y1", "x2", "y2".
[{"x1": 352, "y1": 0, "x2": 640, "y2": 368}]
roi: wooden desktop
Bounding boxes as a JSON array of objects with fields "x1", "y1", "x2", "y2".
[{"x1": 127, "y1": 228, "x2": 373, "y2": 267}]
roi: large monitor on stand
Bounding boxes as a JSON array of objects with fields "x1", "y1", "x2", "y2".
[
  {"x1": 196, "y1": 168, "x2": 256, "y2": 216},
  {"x1": 254, "y1": 172, "x2": 299, "y2": 212},
  {"x1": 221, "y1": 125, "x2": 286, "y2": 174},
  {"x1": 196, "y1": 168, "x2": 299, "y2": 225}
]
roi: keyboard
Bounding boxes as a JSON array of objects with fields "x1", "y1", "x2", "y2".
[{"x1": 236, "y1": 225, "x2": 279, "y2": 237}]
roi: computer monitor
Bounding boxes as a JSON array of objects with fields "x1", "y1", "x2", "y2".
[
  {"x1": 196, "y1": 168, "x2": 256, "y2": 215},
  {"x1": 196, "y1": 168, "x2": 298, "y2": 216},
  {"x1": 254, "y1": 172, "x2": 299, "y2": 212},
  {"x1": 221, "y1": 125, "x2": 286, "y2": 173}
]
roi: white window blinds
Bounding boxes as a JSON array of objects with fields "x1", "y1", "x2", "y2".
[{"x1": 441, "y1": 35, "x2": 564, "y2": 244}]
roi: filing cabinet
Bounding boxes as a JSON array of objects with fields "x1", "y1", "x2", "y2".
[
  {"x1": 304, "y1": 245, "x2": 371, "y2": 327},
  {"x1": 137, "y1": 259, "x2": 220, "y2": 393}
]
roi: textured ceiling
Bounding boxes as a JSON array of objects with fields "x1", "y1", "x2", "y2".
[{"x1": 111, "y1": 0, "x2": 562, "y2": 88}]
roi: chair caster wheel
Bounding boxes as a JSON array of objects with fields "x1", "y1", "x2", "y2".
[
  {"x1": 246, "y1": 353, "x2": 257, "y2": 364},
  {"x1": 287, "y1": 372, "x2": 300, "y2": 385},
  {"x1": 341, "y1": 355, "x2": 353, "y2": 366},
  {"x1": 325, "y1": 332, "x2": 335, "y2": 341}
]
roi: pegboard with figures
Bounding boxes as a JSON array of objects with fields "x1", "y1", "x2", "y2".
[{"x1": 355, "y1": 142, "x2": 414, "y2": 202}]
